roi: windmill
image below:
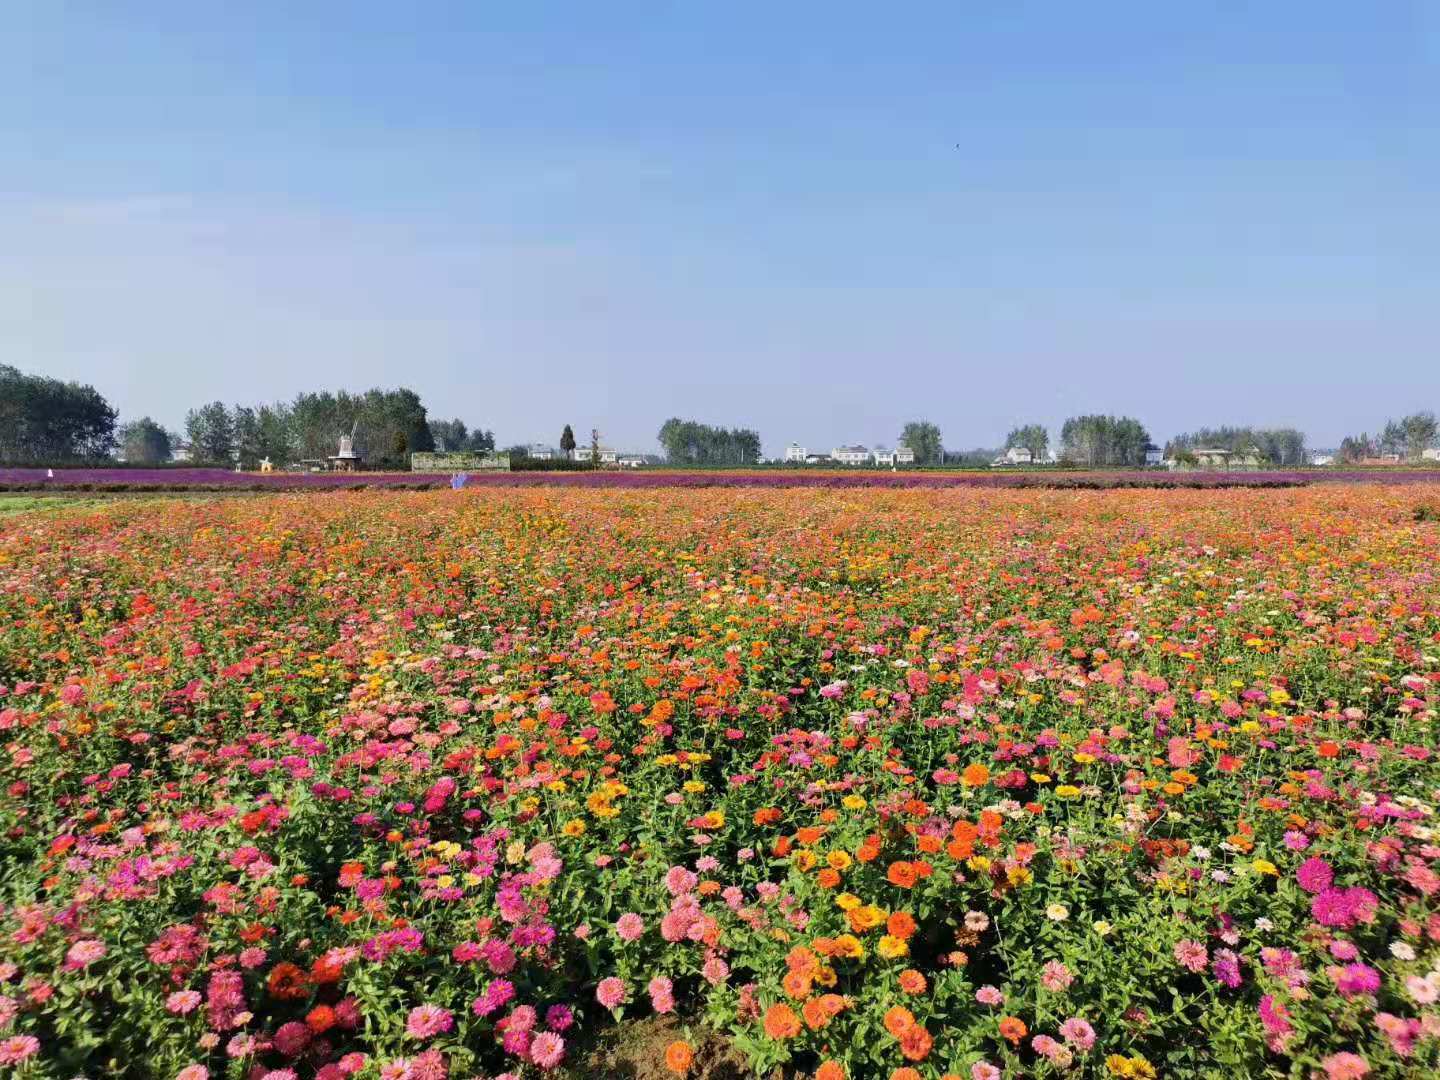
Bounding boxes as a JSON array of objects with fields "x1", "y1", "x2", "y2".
[{"x1": 329, "y1": 420, "x2": 362, "y2": 471}]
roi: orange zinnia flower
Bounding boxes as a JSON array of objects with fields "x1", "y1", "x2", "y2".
[
  {"x1": 816, "y1": 1061, "x2": 847, "y2": 1080},
  {"x1": 961, "y1": 763, "x2": 990, "y2": 787},
  {"x1": 999, "y1": 1015, "x2": 1028, "y2": 1044},
  {"x1": 886, "y1": 861, "x2": 917, "y2": 888},
  {"x1": 899, "y1": 1025, "x2": 933, "y2": 1061},
  {"x1": 883, "y1": 1005, "x2": 915, "y2": 1037},
  {"x1": 887, "y1": 911, "x2": 917, "y2": 939},
  {"x1": 783, "y1": 969, "x2": 812, "y2": 999},
  {"x1": 897, "y1": 968, "x2": 927, "y2": 994},
  {"x1": 764, "y1": 1003, "x2": 802, "y2": 1040},
  {"x1": 266, "y1": 961, "x2": 310, "y2": 1000},
  {"x1": 664, "y1": 1040, "x2": 694, "y2": 1074}
]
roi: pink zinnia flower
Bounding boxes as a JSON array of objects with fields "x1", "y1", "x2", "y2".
[
  {"x1": 975, "y1": 985, "x2": 1003, "y2": 1006},
  {"x1": 405, "y1": 1004, "x2": 454, "y2": 1040},
  {"x1": 64, "y1": 938, "x2": 106, "y2": 970},
  {"x1": 648, "y1": 976, "x2": 675, "y2": 1014},
  {"x1": 615, "y1": 913, "x2": 644, "y2": 942},
  {"x1": 1059, "y1": 1017, "x2": 1095, "y2": 1051},
  {"x1": 1041, "y1": 960, "x2": 1073, "y2": 992},
  {"x1": 176, "y1": 1066, "x2": 209, "y2": 1080},
  {"x1": 529, "y1": 1031, "x2": 566, "y2": 1069},
  {"x1": 596, "y1": 977, "x2": 627, "y2": 1010},
  {"x1": 167, "y1": 989, "x2": 203, "y2": 1015},
  {"x1": 1174, "y1": 939, "x2": 1208, "y2": 973},
  {"x1": 274, "y1": 1022, "x2": 311, "y2": 1058},
  {"x1": 0, "y1": 1035, "x2": 40, "y2": 1065},
  {"x1": 1335, "y1": 963, "x2": 1381, "y2": 998},
  {"x1": 971, "y1": 1064, "x2": 1001, "y2": 1080},
  {"x1": 1322, "y1": 1052, "x2": 1369, "y2": 1079}
]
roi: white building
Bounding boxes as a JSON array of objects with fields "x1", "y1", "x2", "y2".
[
  {"x1": 872, "y1": 446, "x2": 896, "y2": 466},
  {"x1": 783, "y1": 443, "x2": 808, "y2": 463},
  {"x1": 570, "y1": 446, "x2": 618, "y2": 464},
  {"x1": 1144, "y1": 445, "x2": 1164, "y2": 467},
  {"x1": 993, "y1": 446, "x2": 1032, "y2": 467},
  {"x1": 894, "y1": 445, "x2": 915, "y2": 465},
  {"x1": 526, "y1": 444, "x2": 557, "y2": 461},
  {"x1": 832, "y1": 445, "x2": 870, "y2": 466},
  {"x1": 617, "y1": 455, "x2": 646, "y2": 468},
  {"x1": 1423, "y1": 448, "x2": 1440, "y2": 462}
]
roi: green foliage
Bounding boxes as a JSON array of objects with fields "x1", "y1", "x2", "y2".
[
  {"x1": 1004, "y1": 423, "x2": 1050, "y2": 459},
  {"x1": 0, "y1": 364, "x2": 117, "y2": 463},
  {"x1": 183, "y1": 400, "x2": 235, "y2": 464},
  {"x1": 900, "y1": 420, "x2": 943, "y2": 466},
  {"x1": 657, "y1": 418, "x2": 761, "y2": 466},
  {"x1": 1165, "y1": 426, "x2": 1307, "y2": 466},
  {"x1": 1059, "y1": 414, "x2": 1153, "y2": 467},
  {"x1": 117, "y1": 417, "x2": 173, "y2": 464}
]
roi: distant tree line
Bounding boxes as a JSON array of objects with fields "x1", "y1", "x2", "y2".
[
  {"x1": 1338, "y1": 412, "x2": 1438, "y2": 463},
  {"x1": 1164, "y1": 426, "x2": 1307, "y2": 466},
  {"x1": 657, "y1": 418, "x2": 761, "y2": 466},
  {"x1": 1005, "y1": 424, "x2": 1050, "y2": 459},
  {"x1": 180, "y1": 390, "x2": 507, "y2": 468},
  {"x1": 1059, "y1": 415, "x2": 1153, "y2": 467},
  {"x1": 426, "y1": 419, "x2": 496, "y2": 455},
  {"x1": 0, "y1": 365, "x2": 117, "y2": 462}
]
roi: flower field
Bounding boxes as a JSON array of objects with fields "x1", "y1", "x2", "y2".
[{"x1": 1, "y1": 486, "x2": 1439, "y2": 1080}]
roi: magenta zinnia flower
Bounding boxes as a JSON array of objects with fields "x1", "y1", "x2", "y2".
[{"x1": 1296, "y1": 856, "x2": 1334, "y2": 894}]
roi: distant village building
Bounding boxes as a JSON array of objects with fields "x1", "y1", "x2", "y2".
[
  {"x1": 1310, "y1": 452, "x2": 1336, "y2": 466},
  {"x1": 784, "y1": 443, "x2": 808, "y2": 463},
  {"x1": 832, "y1": 445, "x2": 870, "y2": 466},
  {"x1": 805, "y1": 454, "x2": 831, "y2": 465},
  {"x1": 617, "y1": 455, "x2": 647, "y2": 468},
  {"x1": 571, "y1": 446, "x2": 618, "y2": 465},
  {"x1": 1424, "y1": 448, "x2": 1440, "y2": 462},
  {"x1": 872, "y1": 446, "x2": 896, "y2": 467},
  {"x1": 526, "y1": 444, "x2": 557, "y2": 461},
  {"x1": 1172, "y1": 448, "x2": 1261, "y2": 471},
  {"x1": 1144, "y1": 445, "x2": 1164, "y2": 467},
  {"x1": 894, "y1": 445, "x2": 915, "y2": 465},
  {"x1": 993, "y1": 447, "x2": 1032, "y2": 467}
]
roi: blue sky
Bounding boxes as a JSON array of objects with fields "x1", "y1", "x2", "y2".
[{"x1": 5, "y1": 2, "x2": 1436, "y2": 453}]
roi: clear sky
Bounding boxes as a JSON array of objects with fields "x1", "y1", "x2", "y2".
[{"x1": 5, "y1": 2, "x2": 1436, "y2": 454}]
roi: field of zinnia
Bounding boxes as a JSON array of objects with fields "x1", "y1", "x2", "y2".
[{"x1": 1, "y1": 486, "x2": 1439, "y2": 1080}]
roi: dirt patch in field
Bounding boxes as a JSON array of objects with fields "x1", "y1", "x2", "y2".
[{"x1": 558, "y1": 1017, "x2": 757, "y2": 1080}]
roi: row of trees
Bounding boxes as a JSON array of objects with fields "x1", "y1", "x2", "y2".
[
  {"x1": 1338, "y1": 412, "x2": 1438, "y2": 463},
  {"x1": 657, "y1": 418, "x2": 762, "y2": 466},
  {"x1": 0, "y1": 365, "x2": 118, "y2": 462},
  {"x1": 1058, "y1": 415, "x2": 1154, "y2": 467},
  {"x1": 1164, "y1": 426, "x2": 1308, "y2": 466}
]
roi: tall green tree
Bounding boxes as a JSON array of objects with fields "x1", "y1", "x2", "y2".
[
  {"x1": 0, "y1": 364, "x2": 117, "y2": 462},
  {"x1": 1060, "y1": 415, "x2": 1153, "y2": 467},
  {"x1": 118, "y1": 418, "x2": 173, "y2": 464},
  {"x1": 184, "y1": 401, "x2": 235, "y2": 463},
  {"x1": 899, "y1": 421, "x2": 942, "y2": 466},
  {"x1": 1004, "y1": 423, "x2": 1049, "y2": 459},
  {"x1": 657, "y1": 418, "x2": 762, "y2": 465},
  {"x1": 559, "y1": 425, "x2": 577, "y2": 456}
]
